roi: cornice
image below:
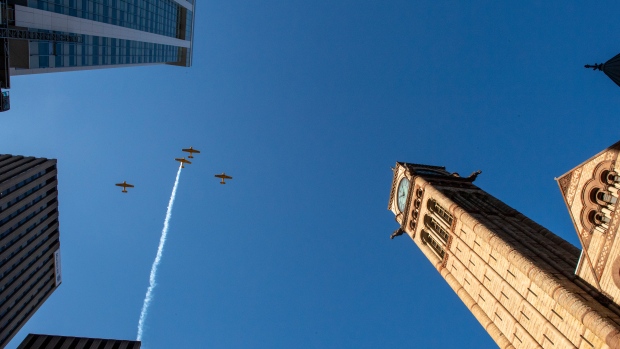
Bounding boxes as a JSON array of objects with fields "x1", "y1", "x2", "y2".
[{"x1": 387, "y1": 163, "x2": 399, "y2": 210}]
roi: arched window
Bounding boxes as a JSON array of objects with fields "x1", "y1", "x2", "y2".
[
  {"x1": 421, "y1": 230, "x2": 445, "y2": 259},
  {"x1": 590, "y1": 188, "x2": 600, "y2": 203},
  {"x1": 424, "y1": 215, "x2": 449, "y2": 244},
  {"x1": 597, "y1": 191, "x2": 618, "y2": 205},
  {"x1": 607, "y1": 171, "x2": 620, "y2": 185},
  {"x1": 427, "y1": 199, "x2": 453, "y2": 226},
  {"x1": 588, "y1": 210, "x2": 597, "y2": 225},
  {"x1": 596, "y1": 213, "x2": 611, "y2": 225},
  {"x1": 589, "y1": 210, "x2": 611, "y2": 226},
  {"x1": 602, "y1": 170, "x2": 611, "y2": 184}
]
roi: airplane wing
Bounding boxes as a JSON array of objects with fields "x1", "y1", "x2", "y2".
[
  {"x1": 115, "y1": 183, "x2": 124, "y2": 187},
  {"x1": 182, "y1": 148, "x2": 200, "y2": 153},
  {"x1": 126, "y1": 184, "x2": 134, "y2": 188},
  {"x1": 224, "y1": 175, "x2": 232, "y2": 179}
]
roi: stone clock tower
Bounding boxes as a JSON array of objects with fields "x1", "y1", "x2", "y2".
[{"x1": 388, "y1": 162, "x2": 620, "y2": 348}]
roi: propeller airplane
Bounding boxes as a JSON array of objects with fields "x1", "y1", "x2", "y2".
[
  {"x1": 175, "y1": 157, "x2": 192, "y2": 168},
  {"x1": 182, "y1": 146, "x2": 200, "y2": 158},
  {"x1": 215, "y1": 173, "x2": 232, "y2": 184},
  {"x1": 115, "y1": 181, "x2": 134, "y2": 193}
]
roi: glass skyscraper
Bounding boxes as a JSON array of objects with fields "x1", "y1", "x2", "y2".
[{"x1": 0, "y1": 0, "x2": 194, "y2": 86}]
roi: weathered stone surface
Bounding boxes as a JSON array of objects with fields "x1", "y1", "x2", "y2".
[{"x1": 388, "y1": 161, "x2": 620, "y2": 348}]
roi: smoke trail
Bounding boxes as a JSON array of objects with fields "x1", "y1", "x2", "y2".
[{"x1": 137, "y1": 164, "x2": 183, "y2": 341}]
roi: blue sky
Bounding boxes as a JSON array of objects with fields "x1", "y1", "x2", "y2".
[{"x1": 3, "y1": 1, "x2": 620, "y2": 348}]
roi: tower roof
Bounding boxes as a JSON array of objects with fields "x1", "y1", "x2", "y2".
[{"x1": 585, "y1": 53, "x2": 620, "y2": 87}]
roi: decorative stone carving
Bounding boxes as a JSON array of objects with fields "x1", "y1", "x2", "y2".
[{"x1": 558, "y1": 172, "x2": 573, "y2": 197}]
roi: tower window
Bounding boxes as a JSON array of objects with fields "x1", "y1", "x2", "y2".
[
  {"x1": 409, "y1": 220, "x2": 416, "y2": 231},
  {"x1": 424, "y1": 215, "x2": 449, "y2": 244},
  {"x1": 427, "y1": 199, "x2": 453, "y2": 226},
  {"x1": 421, "y1": 230, "x2": 445, "y2": 259}
]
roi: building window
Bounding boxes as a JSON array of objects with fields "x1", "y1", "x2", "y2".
[
  {"x1": 603, "y1": 170, "x2": 620, "y2": 185},
  {"x1": 428, "y1": 199, "x2": 453, "y2": 226},
  {"x1": 421, "y1": 230, "x2": 445, "y2": 259},
  {"x1": 424, "y1": 215, "x2": 449, "y2": 244},
  {"x1": 597, "y1": 191, "x2": 618, "y2": 205},
  {"x1": 589, "y1": 210, "x2": 611, "y2": 226}
]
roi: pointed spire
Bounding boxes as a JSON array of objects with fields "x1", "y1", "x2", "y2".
[
  {"x1": 584, "y1": 63, "x2": 604, "y2": 71},
  {"x1": 586, "y1": 53, "x2": 620, "y2": 87}
]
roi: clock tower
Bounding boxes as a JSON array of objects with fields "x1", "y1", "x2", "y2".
[{"x1": 388, "y1": 161, "x2": 620, "y2": 348}]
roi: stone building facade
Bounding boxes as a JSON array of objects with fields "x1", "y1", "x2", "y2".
[
  {"x1": 557, "y1": 141, "x2": 620, "y2": 304},
  {"x1": 388, "y1": 161, "x2": 620, "y2": 349}
]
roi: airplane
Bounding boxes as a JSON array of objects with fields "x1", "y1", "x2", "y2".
[
  {"x1": 115, "y1": 181, "x2": 134, "y2": 193},
  {"x1": 214, "y1": 173, "x2": 232, "y2": 184},
  {"x1": 182, "y1": 146, "x2": 200, "y2": 158},
  {"x1": 175, "y1": 157, "x2": 192, "y2": 168}
]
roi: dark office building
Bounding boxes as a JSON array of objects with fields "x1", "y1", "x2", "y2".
[
  {"x1": 0, "y1": 155, "x2": 61, "y2": 348},
  {"x1": 17, "y1": 334, "x2": 141, "y2": 349}
]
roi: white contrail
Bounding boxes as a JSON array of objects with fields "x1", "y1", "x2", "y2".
[{"x1": 137, "y1": 164, "x2": 183, "y2": 341}]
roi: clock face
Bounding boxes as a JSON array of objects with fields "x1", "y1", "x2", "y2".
[{"x1": 397, "y1": 178, "x2": 410, "y2": 212}]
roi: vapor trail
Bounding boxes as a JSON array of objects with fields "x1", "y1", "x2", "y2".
[{"x1": 137, "y1": 164, "x2": 183, "y2": 341}]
